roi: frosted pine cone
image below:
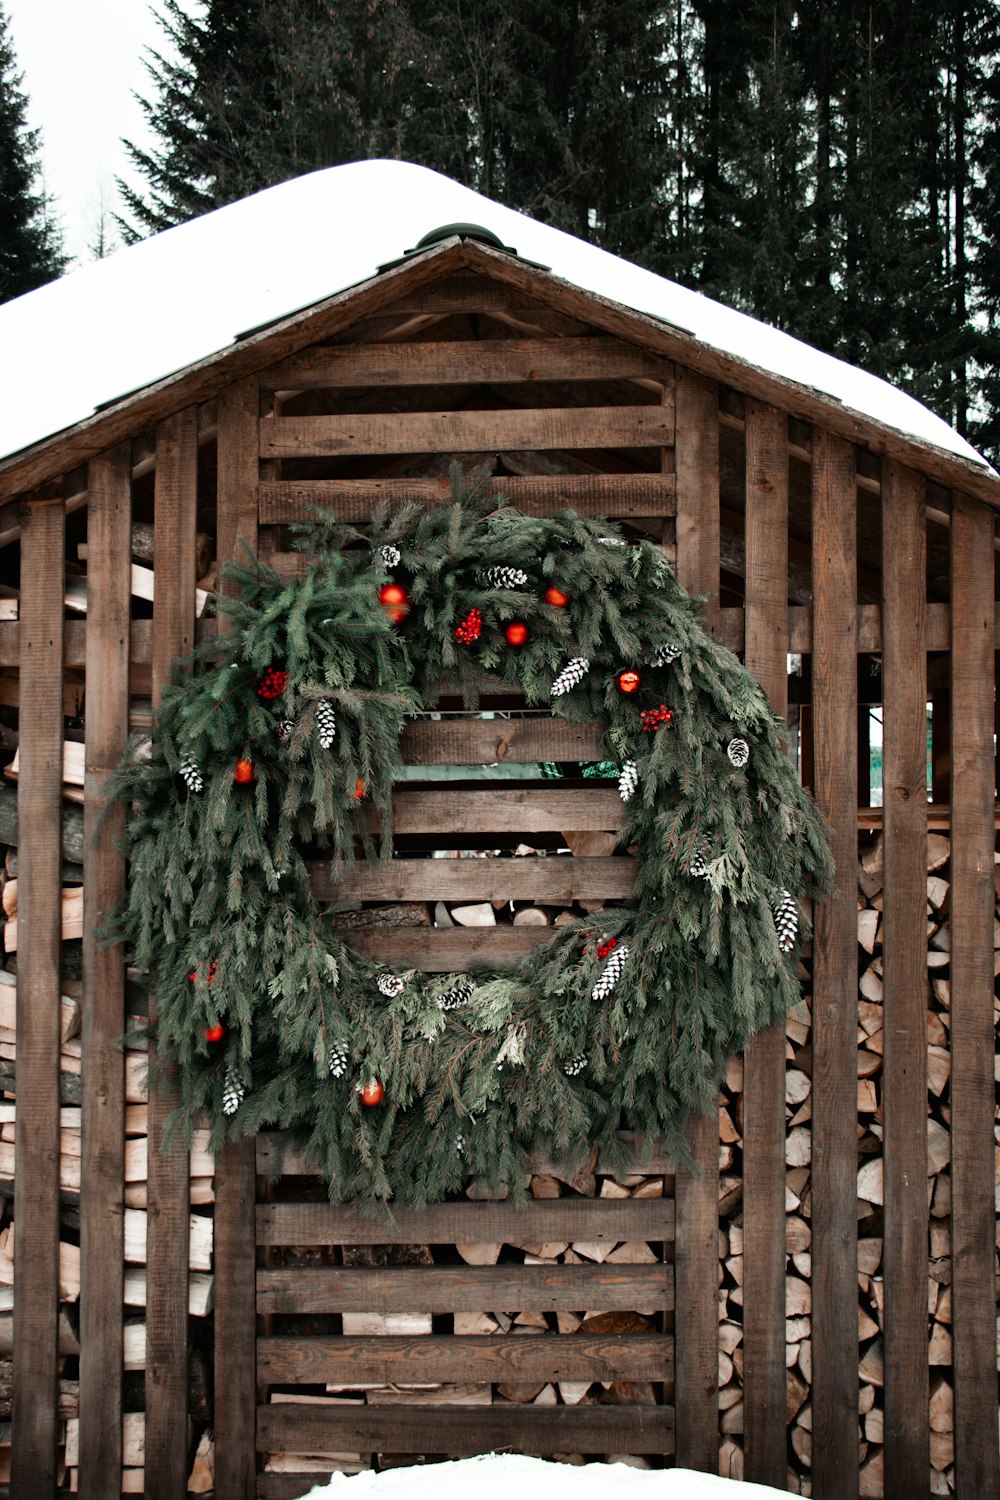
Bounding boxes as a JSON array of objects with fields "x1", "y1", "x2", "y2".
[
  {"x1": 315, "y1": 699, "x2": 337, "y2": 748},
  {"x1": 727, "y1": 737, "x2": 750, "y2": 768},
  {"x1": 222, "y1": 1066, "x2": 245, "y2": 1117},
  {"x1": 652, "y1": 642, "x2": 682, "y2": 666},
  {"x1": 592, "y1": 944, "x2": 629, "y2": 1000},
  {"x1": 689, "y1": 840, "x2": 710, "y2": 878},
  {"x1": 456, "y1": 1130, "x2": 466, "y2": 1155},
  {"x1": 179, "y1": 756, "x2": 203, "y2": 793},
  {"x1": 564, "y1": 1053, "x2": 587, "y2": 1077},
  {"x1": 328, "y1": 1040, "x2": 349, "y2": 1078},
  {"x1": 376, "y1": 972, "x2": 405, "y2": 998},
  {"x1": 437, "y1": 981, "x2": 473, "y2": 1012},
  {"x1": 550, "y1": 657, "x2": 590, "y2": 697},
  {"x1": 379, "y1": 544, "x2": 401, "y2": 568},
  {"x1": 771, "y1": 890, "x2": 799, "y2": 953},
  {"x1": 277, "y1": 718, "x2": 294, "y2": 743},
  {"x1": 618, "y1": 760, "x2": 639, "y2": 802},
  {"x1": 479, "y1": 566, "x2": 528, "y2": 589}
]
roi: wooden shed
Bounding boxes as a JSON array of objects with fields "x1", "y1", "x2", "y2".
[{"x1": 0, "y1": 159, "x2": 996, "y2": 1500}]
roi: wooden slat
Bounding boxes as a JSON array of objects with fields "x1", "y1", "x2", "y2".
[
  {"x1": 672, "y1": 366, "x2": 721, "y2": 1477},
  {"x1": 263, "y1": 337, "x2": 670, "y2": 389},
  {"x1": 256, "y1": 1264, "x2": 672, "y2": 1315},
  {"x1": 260, "y1": 407, "x2": 674, "y2": 458},
  {"x1": 258, "y1": 1332, "x2": 673, "y2": 1386},
  {"x1": 259, "y1": 471, "x2": 676, "y2": 523},
  {"x1": 257, "y1": 1198, "x2": 672, "y2": 1246},
  {"x1": 809, "y1": 429, "x2": 859, "y2": 1500},
  {"x1": 343, "y1": 927, "x2": 552, "y2": 969},
  {"x1": 948, "y1": 492, "x2": 999, "y2": 1497},
  {"x1": 214, "y1": 374, "x2": 261, "y2": 1500},
  {"x1": 144, "y1": 409, "x2": 197, "y2": 1500},
  {"x1": 78, "y1": 445, "x2": 131, "y2": 1498},
  {"x1": 740, "y1": 400, "x2": 789, "y2": 1489},
  {"x1": 880, "y1": 460, "x2": 930, "y2": 1495},
  {"x1": 257, "y1": 1401, "x2": 674, "y2": 1456},
  {"x1": 313, "y1": 856, "x2": 634, "y2": 903},
  {"x1": 258, "y1": 1131, "x2": 675, "y2": 1178},
  {"x1": 399, "y1": 716, "x2": 605, "y2": 766},
  {"x1": 373, "y1": 788, "x2": 623, "y2": 834},
  {"x1": 10, "y1": 497, "x2": 64, "y2": 1498}
]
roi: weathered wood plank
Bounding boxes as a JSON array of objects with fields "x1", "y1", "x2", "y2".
[
  {"x1": 313, "y1": 856, "x2": 634, "y2": 903},
  {"x1": 672, "y1": 365, "x2": 721, "y2": 1477},
  {"x1": 257, "y1": 1198, "x2": 673, "y2": 1246},
  {"x1": 948, "y1": 492, "x2": 999, "y2": 1499},
  {"x1": 259, "y1": 471, "x2": 676, "y2": 523},
  {"x1": 260, "y1": 407, "x2": 673, "y2": 458},
  {"x1": 256, "y1": 1264, "x2": 672, "y2": 1315},
  {"x1": 263, "y1": 337, "x2": 671, "y2": 389},
  {"x1": 78, "y1": 444, "x2": 131, "y2": 1499},
  {"x1": 399, "y1": 717, "x2": 606, "y2": 766},
  {"x1": 214, "y1": 373, "x2": 261, "y2": 1500},
  {"x1": 740, "y1": 400, "x2": 789, "y2": 1490},
  {"x1": 880, "y1": 460, "x2": 930, "y2": 1497},
  {"x1": 809, "y1": 429, "x2": 859, "y2": 1500},
  {"x1": 10, "y1": 497, "x2": 64, "y2": 1499},
  {"x1": 257, "y1": 1401, "x2": 674, "y2": 1456},
  {"x1": 371, "y1": 788, "x2": 623, "y2": 834},
  {"x1": 258, "y1": 1333, "x2": 674, "y2": 1386},
  {"x1": 257, "y1": 1131, "x2": 675, "y2": 1178},
  {"x1": 343, "y1": 927, "x2": 552, "y2": 969},
  {"x1": 145, "y1": 409, "x2": 197, "y2": 1500}
]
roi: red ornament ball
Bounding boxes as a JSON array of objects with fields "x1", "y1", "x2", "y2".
[
  {"x1": 617, "y1": 670, "x2": 642, "y2": 695},
  {"x1": 379, "y1": 582, "x2": 410, "y2": 623},
  {"x1": 203, "y1": 1022, "x2": 225, "y2": 1044},
  {"x1": 234, "y1": 757, "x2": 255, "y2": 784},
  {"x1": 354, "y1": 777, "x2": 366, "y2": 800},
  {"x1": 505, "y1": 622, "x2": 529, "y2": 648},
  {"x1": 257, "y1": 667, "x2": 287, "y2": 700},
  {"x1": 359, "y1": 1078, "x2": 385, "y2": 1107},
  {"x1": 544, "y1": 585, "x2": 570, "y2": 608}
]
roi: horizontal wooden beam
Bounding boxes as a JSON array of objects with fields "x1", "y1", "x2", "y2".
[
  {"x1": 260, "y1": 406, "x2": 674, "y2": 458},
  {"x1": 263, "y1": 336, "x2": 671, "y2": 389},
  {"x1": 257, "y1": 1332, "x2": 674, "y2": 1386},
  {"x1": 368, "y1": 788, "x2": 622, "y2": 835},
  {"x1": 256, "y1": 1263, "x2": 672, "y2": 1314},
  {"x1": 256, "y1": 1401, "x2": 674, "y2": 1457},
  {"x1": 257, "y1": 1197, "x2": 672, "y2": 1246},
  {"x1": 342, "y1": 927, "x2": 555, "y2": 969},
  {"x1": 312, "y1": 856, "x2": 634, "y2": 903},
  {"x1": 258, "y1": 471, "x2": 676, "y2": 523},
  {"x1": 257, "y1": 1129, "x2": 674, "y2": 1177}
]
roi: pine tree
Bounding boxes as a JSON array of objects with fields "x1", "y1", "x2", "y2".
[{"x1": 0, "y1": 3, "x2": 66, "y2": 302}]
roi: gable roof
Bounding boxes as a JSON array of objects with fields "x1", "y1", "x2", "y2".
[{"x1": 0, "y1": 159, "x2": 996, "y2": 503}]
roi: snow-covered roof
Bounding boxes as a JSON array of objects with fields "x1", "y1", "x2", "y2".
[{"x1": 0, "y1": 158, "x2": 993, "y2": 477}]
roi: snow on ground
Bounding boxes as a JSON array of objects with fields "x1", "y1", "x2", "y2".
[
  {"x1": 0, "y1": 158, "x2": 992, "y2": 475},
  {"x1": 293, "y1": 1453, "x2": 790, "y2": 1500}
]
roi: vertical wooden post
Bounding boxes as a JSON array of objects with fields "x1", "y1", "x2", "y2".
[
  {"x1": 79, "y1": 445, "x2": 132, "y2": 1497},
  {"x1": 673, "y1": 367, "x2": 720, "y2": 1475},
  {"x1": 11, "y1": 495, "x2": 65, "y2": 1498},
  {"x1": 145, "y1": 408, "x2": 198, "y2": 1499},
  {"x1": 948, "y1": 493, "x2": 999, "y2": 1497},
  {"x1": 213, "y1": 377, "x2": 261, "y2": 1500},
  {"x1": 741, "y1": 400, "x2": 789, "y2": 1489},
  {"x1": 809, "y1": 429, "x2": 859, "y2": 1500},
  {"x1": 880, "y1": 460, "x2": 929, "y2": 1495}
]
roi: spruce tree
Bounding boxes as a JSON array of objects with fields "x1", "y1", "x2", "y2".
[{"x1": 0, "y1": 2, "x2": 65, "y2": 302}]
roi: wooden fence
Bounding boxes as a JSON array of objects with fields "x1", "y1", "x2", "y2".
[{"x1": 0, "y1": 261, "x2": 997, "y2": 1497}]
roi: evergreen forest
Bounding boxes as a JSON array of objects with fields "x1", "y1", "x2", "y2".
[{"x1": 0, "y1": 1, "x2": 65, "y2": 305}]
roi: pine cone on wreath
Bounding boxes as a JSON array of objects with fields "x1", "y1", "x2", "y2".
[
  {"x1": 564, "y1": 1053, "x2": 588, "y2": 1077},
  {"x1": 222, "y1": 1066, "x2": 245, "y2": 1116},
  {"x1": 689, "y1": 841, "x2": 710, "y2": 878},
  {"x1": 727, "y1": 737, "x2": 750, "y2": 768},
  {"x1": 379, "y1": 544, "x2": 401, "y2": 568},
  {"x1": 437, "y1": 981, "x2": 473, "y2": 1012},
  {"x1": 550, "y1": 657, "x2": 590, "y2": 697},
  {"x1": 376, "y1": 972, "x2": 405, "y2": 998},
  {"x1": 771, "y1": 889, "x2": 799, "y2": 953},
  {"x1": 592, "y1": 944, "x2": 629, "y2": 1000},
  {"x1": 479, "y1": 566, "x2": 528, "y2": 588},
  {"x1": 618, "y1": 759, "x2": 639, "y2": 802},
  {"x1": 329, "y1": 1040, "x2": 349, "y2": 1078},
  {"x1": 315, "y1": 699, "x2": 337, "y2": 748},
  {"x1": 179, "y1": 757, "x2": 204, "y2": 793},
  {"x1": 652, "y1": 642, "x2": 682, "y2": 666}
]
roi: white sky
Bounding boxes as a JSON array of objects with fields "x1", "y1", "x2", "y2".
[{"x1": 5, "y1": 0, "x2": 183, "y2": 265}]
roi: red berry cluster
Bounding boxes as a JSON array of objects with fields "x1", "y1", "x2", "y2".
[
  {"x1": 596, "y1": 937, "x2": 618, "y2": 960},
  {"x1": 257, "y1": 667, "x2": 287, "y2": 700},
  {"x1": 455, "y1": 608, "x2": 482, "y2": 645},
  {"x1": 189, "y1": 960, "x2": 218, "y2": 987},
  {"x1": 641, "y1": 704, "x2": 674, "y2": 732}
]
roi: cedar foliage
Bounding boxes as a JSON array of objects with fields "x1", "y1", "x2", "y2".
[
  {"x1": 0, "y1": 2, "x2": 65, "y2": 303},
  {"x1": 105, "y1": 477, "x2": 832, "y2": 1208}
]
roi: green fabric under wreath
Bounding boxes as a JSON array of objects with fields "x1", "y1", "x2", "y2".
[{"x1": 104, "y1": 473, "x2": 833, "y2": 1208}]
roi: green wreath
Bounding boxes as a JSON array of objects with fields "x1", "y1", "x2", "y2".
[{"x1": 106, "y1": 474, "x2": 833, "y2": 1207}]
